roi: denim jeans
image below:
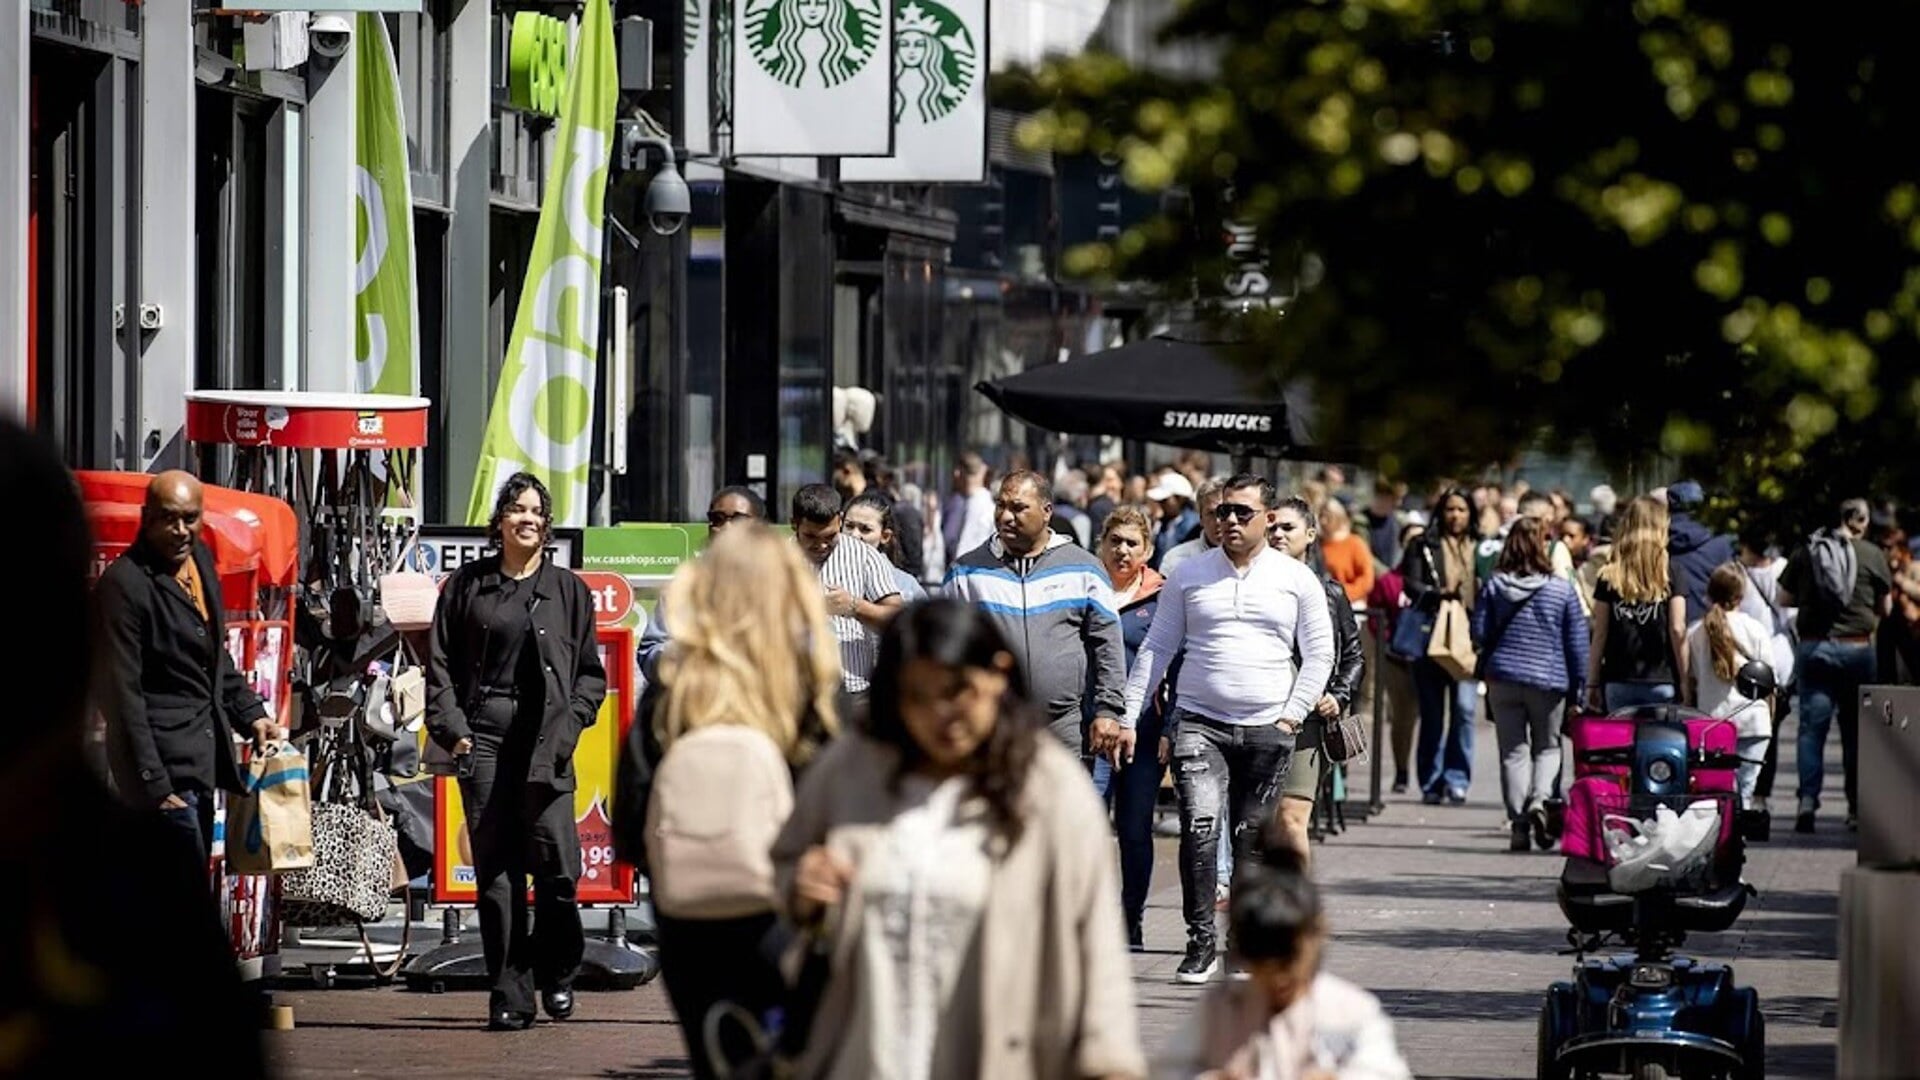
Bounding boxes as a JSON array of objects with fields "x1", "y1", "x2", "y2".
[
  {"x1": 1169, "y1": 710, "x2": 1294, "y2": 947},
  {"x1": 1412, "y1": 659, "x2": 1477, "y2": 796},
  {"x1": 1796, "y1": 640, "x2": 1876, "y2": 813},
  {"x1": 160, "y1": 787, "x2": 216, "y2": 877},
  {"x1": 1092, "y1": 710, "x2": 1166, "y2": 927},
  {"x1": 1605, "y1": 682, "x2": 1676, "y2": 711}
]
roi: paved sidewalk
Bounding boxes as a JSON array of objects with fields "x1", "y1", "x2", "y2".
[
  {"x1": 1135, "y1": 712, "x2": 1848, "y2": 1079},
  {"x1": 269, "y1": 711, "x2": 1851, "y2": 1078}
]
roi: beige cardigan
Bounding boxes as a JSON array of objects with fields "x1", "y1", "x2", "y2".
[{"x1": 771, "y1": 732, "x2": 1147, "y2": 1080}]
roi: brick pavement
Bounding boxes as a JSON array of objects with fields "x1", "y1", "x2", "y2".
[{"x1": 269, "y1": 712, "x2": 1850, "y2": 1078}]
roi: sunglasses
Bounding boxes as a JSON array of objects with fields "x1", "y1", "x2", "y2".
[
  {"x1": 707, "y1": 510, "x2": 756, "y2": 528},
  {"x1": 1212, "y1": 503, "x2": 1261, "y2": 524}
]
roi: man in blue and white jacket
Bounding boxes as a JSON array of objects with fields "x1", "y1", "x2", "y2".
[{"x1": 944, "y1": 470, "x2": 1128, "y2": 760}]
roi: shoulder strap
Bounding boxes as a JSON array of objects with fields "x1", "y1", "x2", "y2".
[{"x1": 1483, "y1": 585, "x2": 1546, "y2": 656}]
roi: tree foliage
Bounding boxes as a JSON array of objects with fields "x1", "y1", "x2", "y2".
[{"x1": 1013, "y1": 0, "x2": 1920, "y2": 529}]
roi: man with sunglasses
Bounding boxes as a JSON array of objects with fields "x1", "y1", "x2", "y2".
[
  {"x1": 1123, "y1": 474, "x2": 1335, "y2": 984},
  {"x1": 635, "y1": 486, "x2": 767, "y2": 685}
]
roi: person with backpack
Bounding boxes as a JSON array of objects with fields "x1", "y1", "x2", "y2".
[
  {"x1": 1472, "y1": 518, "x2": 1590, "y2": 852},
  {"x1": 1777, "y1": 498, "x2": 1894, "y2": 834},
  {"x1": 635, "y1": 524, "x2": 843, "y2": 1079},
  {"x1": 775, "y1": 600, "x2": 1146, "y2": 1079}
]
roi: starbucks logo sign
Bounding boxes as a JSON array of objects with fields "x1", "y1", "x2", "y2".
[
  {"x1": 744, "y1": 0, "x2": 884, "y2": 89},
  {"x1": 892, "y1": 1, "x2": 975, "y2": 123}
]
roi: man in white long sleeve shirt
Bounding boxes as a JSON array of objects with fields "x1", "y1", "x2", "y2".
[{"x1": 1123, "y1": 474, "x2": 1335, "y2": 984}]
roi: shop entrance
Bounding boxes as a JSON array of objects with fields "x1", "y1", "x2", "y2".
[{"x1": 30, "y1": 42, "x2": 130, "y2": 469}]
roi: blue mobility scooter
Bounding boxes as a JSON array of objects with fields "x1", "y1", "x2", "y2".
[{"x1": 1538, "y1": 702, "x2": 1767, "y2": 1079}]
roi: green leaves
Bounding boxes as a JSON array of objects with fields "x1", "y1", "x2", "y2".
[{"x1": 1006, "y1": 0, "x2": 1920, "y2": 529}]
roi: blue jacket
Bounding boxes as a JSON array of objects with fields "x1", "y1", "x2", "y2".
[
  {"x1": 1669, "y1": 514, "x2": 1737, "y2": 624},
  {"x1": 1471, "y1": 573, "x2": 1590, "y2": 695}
]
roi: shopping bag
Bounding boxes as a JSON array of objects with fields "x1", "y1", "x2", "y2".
[
  {"x1": 1427, "y1": 598, "x2": 1478, "y2": 681},
  {"x1": 226, "y1": 742, "x2": 315, "y2": 875}
]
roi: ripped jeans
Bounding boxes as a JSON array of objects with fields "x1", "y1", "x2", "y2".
[{"x1": 1169, "y1": 709, "x2": 1296, "y2": 947}]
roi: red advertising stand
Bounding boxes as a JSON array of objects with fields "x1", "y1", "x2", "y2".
[{"x1": 78, "y1": 471, "x2": 300, "y2": 982}]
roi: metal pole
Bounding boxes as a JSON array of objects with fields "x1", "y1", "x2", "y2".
[{"x1": 1369, "y1": 607, "x2": 1387, "y2": 813}]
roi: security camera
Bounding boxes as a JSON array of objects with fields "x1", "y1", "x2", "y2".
[
  {"x1": 644, "y1": 164, "x2": 691, "y2": 236},
  {"x1": 307, "y1": 14, "x2": 352, "y2": 62}
]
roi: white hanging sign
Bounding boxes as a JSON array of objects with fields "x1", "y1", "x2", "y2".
[
  {"x1": 731, "y1": 0, "x2": 895, "y2": 157},
  {"x1": 841, "y1": 0, "x2": 986, "y2": 182},
  {"x1": 684, "y1": 0, "x2": 714, "y2": 155}
]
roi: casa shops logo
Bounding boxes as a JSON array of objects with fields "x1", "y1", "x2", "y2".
[
  {"x1": 890, "y1": 1, "x2": 975, "y2": 124},
  {"x1": 745, "y1": 0, "x2": 884, "y2": 88},
  {"x1": 1163, "y1": 410, "x2": 1275, "y2": 434}
]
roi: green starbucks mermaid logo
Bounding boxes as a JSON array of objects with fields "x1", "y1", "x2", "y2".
[
  {"x1": 892, "y1": 1, "x2": 975, "y2": 123},
  {"x1": 744, "y1": 0, "x2": 884, "y2": 89}
]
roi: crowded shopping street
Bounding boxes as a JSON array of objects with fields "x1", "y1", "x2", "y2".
[
  {"x1": 8, "y1": 0, "x2": 1920, "y2": 1077},
  {"x1": 262, "y1": 728, "x2": 1854, "y2": 1078}
]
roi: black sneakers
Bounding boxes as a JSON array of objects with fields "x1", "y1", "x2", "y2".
[
  {"x1": 1175, "y1": 939, "x2": 1219, "y2": 984},
  {"x1": 1128, "y1": 920, "x2": 1145, "y2": 953}
]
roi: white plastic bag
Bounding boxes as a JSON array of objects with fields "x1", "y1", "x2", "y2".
[{"x1": 1605, "y1": 801, "x2": 1721, "y2": 893}]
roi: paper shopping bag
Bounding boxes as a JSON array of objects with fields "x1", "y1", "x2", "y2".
[
  {"x1": 1427, "y1": 598, "x2": 1479, "y2": 682},
  {"x1": 227, "y1": 742, "x2": 315, "y2": 875}
]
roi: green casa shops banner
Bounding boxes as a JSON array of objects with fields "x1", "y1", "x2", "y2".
[
  {"x1": 353, "y1": 13, "x2": 418, "y2": 394},
  {"x1": 468, "y1": 0, "x2": 619, "y2": 527},
  {"x1": 582, "y1": 525, "x2": 710, "y2": 633}
]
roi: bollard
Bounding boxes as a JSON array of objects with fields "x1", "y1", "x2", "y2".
[{"x1": 1368, "y1": 607, "x2": 1387, "y2": 813}]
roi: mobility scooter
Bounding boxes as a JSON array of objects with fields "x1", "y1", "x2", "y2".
[{"x1": 1538, "y1": 702, "x2": 1767, "y2": 1079}]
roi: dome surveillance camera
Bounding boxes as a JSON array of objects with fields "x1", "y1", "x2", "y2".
[
  {"x1": 644, "y1": 164, "x2": 690, "y2": 236},
  {"x1": 308, "y1": 14, "x2": 353, "y2": 62}
]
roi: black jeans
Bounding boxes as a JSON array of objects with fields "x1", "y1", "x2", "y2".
[
  {"x1": 1169, "y1": 710, "x2": 1295, "y2": 947},
  {"x1": 459, "y1": 718, "x2": 584, "y2": 1018},
  {"x1": 656, "y1": 912, "x2": 789, "y2": 1080}
]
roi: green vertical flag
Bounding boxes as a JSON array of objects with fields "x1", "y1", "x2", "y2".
[
  {"x1": 468, "y1": 0, "x2": 619, "y2": 527},
  {"x1": 353, "y1": 13, "x2": 418, "y2": 396}
]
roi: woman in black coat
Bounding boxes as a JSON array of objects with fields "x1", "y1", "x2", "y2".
[
  {"x1": 1269, "y1": 496, "x2": 1366, "y2": 865},
  {"x1": 427, "y1": 473, "x2": 607, "y2": 1030}
]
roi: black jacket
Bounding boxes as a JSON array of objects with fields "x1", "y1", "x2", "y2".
[
  {"x1": 426, "y1": 555, "x2": 608, "y2": 791},
  {"x1": 1400, "y1": 533, "x2": 1470, "y2": 614},
  {"x1": 1320, "y1": 572, "x2": 1366, "y2": 712},
  {"x1": 98, "y1": 541, "x2": 268, "y2": 804}
]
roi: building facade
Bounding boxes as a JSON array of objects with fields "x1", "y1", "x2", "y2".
[{"x1": 2, "y1": 0, "x2": 1186, "y2": 524}]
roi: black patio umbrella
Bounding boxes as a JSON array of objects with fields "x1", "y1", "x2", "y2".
[{"x1": 975, "y1": 335, "x2": 1339, "y2": 459}]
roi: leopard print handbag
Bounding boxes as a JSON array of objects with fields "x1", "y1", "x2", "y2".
[{"x1": 279, "y1": 800, "x2": 401, "y2": 927}]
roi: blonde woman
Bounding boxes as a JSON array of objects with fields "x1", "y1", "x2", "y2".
[
  {"x1": 1585, "y1": 496, "x2": 1689, "y2": 712},
  {"x1": 649, "y1": 524, "x2": 842, "y2": 1079}
]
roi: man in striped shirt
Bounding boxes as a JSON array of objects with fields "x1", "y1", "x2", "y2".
[{"x1": 793, "y1": 483, "x2": 904, "y2": 697}]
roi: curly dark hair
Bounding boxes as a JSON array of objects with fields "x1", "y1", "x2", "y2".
[
  {"x1": 865, "y1": 599, "x2": 1038, "y2": 842},
  {"x1": 486, "y1": 472, "x2": 554, "y2": 548}
]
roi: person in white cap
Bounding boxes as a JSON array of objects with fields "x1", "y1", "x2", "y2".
[{"x1": 1149, "y1": 470, "x2": 1201, "y2": 570}]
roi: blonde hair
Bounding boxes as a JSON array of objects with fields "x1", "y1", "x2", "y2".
[
  {"x1": 656, "y1": 524, "x2": 841, "y2": 763},
  {"x1": 1599, "y1": 496, "x2": 1671, "y2": 604}
]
